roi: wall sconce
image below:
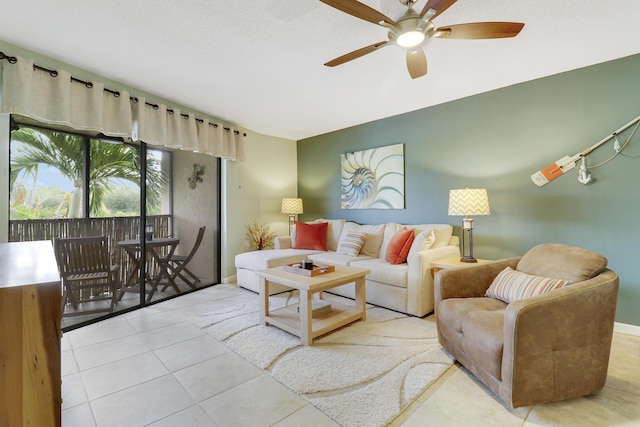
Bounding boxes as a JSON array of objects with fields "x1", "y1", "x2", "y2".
[
  {"x1": 188, "y1": 164, "x2": 205, "y2": 189},
  {"x1": 145, "y1": 223, "x2": 154, "y2": 241},
  {"x1": 448, "y1": 188, "x2": 490, "y2": 263},
  {"x1": 281, "y1": 198, "x2": 303, "y2": 235}
]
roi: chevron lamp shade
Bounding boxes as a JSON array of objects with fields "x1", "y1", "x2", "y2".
[
  {"x1": 282, "y1": 198, "x2": 303, "y2": 235},
  {"x1": 281, "y1": 198, "x2": 303, "y2": 215},
  {"x1": 448, "y1": 189, "x2": 490, "y2": 216}
]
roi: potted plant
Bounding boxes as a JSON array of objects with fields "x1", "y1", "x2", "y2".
[{"x1": 245, "y1": 220, "x2": 277, "y2": 250}]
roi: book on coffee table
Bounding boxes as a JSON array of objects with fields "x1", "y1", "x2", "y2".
[{"x1": 297, "y1": 300, "x2": 332, "y2": 317}]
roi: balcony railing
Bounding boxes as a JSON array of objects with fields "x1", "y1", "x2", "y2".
[{"x1": 9, "y1": 215, "x2": 172, "y2": 296}]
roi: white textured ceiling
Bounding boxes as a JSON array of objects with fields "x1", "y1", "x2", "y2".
[{"x1": 1, "y1": 0, "x2": 639, "y2": 140}]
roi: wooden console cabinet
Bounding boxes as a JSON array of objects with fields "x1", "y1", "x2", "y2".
[{"x1": 0, "y1": 240, "x2": 62, "y2": 427}]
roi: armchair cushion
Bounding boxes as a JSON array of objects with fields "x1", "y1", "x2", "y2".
[
  {"x1": 516, "y1": 243, "x2": 607, "y2": 282},
  {"x1": 486, "y1": 267, "x2": 570, "y2": 304}
]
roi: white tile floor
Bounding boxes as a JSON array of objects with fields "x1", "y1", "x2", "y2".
[{"x1": 62, "y1": 283, "x2": 640, "y2": 427}]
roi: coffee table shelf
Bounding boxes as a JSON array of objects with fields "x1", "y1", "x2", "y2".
[
  {"x1": 265, "y1": 300, "x2": 363, "y2": 341},
  {"x1": 256, "y1": 265, "x2": 370, "y2": 345}
]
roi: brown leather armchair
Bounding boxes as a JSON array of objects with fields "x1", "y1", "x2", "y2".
[{"x1": 435, "y1": 243, "x2": 619, "y2": 408}]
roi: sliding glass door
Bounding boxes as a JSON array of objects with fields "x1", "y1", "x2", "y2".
[{"x1": 9, "y1": 123, "x2": 219, "y2": 330}]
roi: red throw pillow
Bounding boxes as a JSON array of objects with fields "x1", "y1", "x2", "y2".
[
  {"x1": 293, "y1": 221, "x2": 328, "y2": 250},
  {"x1": 385, "y1": 227, "x2": 415, "y2": 264}
]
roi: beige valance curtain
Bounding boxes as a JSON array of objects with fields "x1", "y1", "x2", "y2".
[
  {"x1": 1, "y1": 56, "x2": 132, "y2": 138},
  {"x1": 131, "y1": 97, "x2": 245, "y2": 160},
  {"x1": 1, "y1": 54, "x2": 245, "y2": 160}
]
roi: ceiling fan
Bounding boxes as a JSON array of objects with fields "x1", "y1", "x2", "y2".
[{"x1": 321, "y1": 0, "x2": 525, "y2": 79}]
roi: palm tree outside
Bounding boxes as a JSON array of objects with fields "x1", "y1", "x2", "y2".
[{"x1": 10, "y1": 127, "x2": 167, "y2": 219}]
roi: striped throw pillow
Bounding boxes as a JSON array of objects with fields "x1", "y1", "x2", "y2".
[
  {"x1": 486, "y1": 267, "x2": 570, "y2": 303},
  {"x1": 336, "y1": 232, "x2": 367, "y2": 257}
]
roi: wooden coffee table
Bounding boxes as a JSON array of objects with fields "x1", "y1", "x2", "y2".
[{"x1": 256, "y1": 265, "x2": 369, "y2": 346}]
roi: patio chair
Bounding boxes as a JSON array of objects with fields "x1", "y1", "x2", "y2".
[
  {"x1": 54, "y1": 235, "x2": 119, "y2": 317},
  {"x1": 161, "y1": 226, "x2": 206, "y2": 290}
]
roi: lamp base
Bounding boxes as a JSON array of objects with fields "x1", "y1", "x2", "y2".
[
  {"x1": 460, "y1": 256, "x2": 478, "y2": 263},
  {"x1": 288, "y1": 215, "x2": 296, "y2": 236}
]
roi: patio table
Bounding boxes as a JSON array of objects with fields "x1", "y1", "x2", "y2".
[{"x1": 117, "y1": 237, "x2": 179, "y2": 303}]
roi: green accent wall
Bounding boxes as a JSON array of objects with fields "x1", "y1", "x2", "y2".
[{"x1": 298, "y1": 54, "x2": 640, "y2": 326}]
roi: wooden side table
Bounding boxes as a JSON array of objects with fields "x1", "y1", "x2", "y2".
[
  {"x1": 431, "y1": 257, "x2": 492, "y2": 316},
  {"x1": 431, "y1": 256, "x2": 492, "y2": 279}
]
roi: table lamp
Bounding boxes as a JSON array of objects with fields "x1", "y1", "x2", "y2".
[
  {"x1": 281, "y1": 198, "x2": 303, "y2": 235},
  {"x1": 448, "y1": 188, "x2": 490, "y2": 263}
]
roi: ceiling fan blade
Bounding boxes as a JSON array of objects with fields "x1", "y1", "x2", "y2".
[
  {"x1": 406, "y1": 48, "x2": 427, "y2": 79},
  {"x1": 324, "y1": 41, "x2": 389, "y2": 67},
  {"x1": 420, "y1": 0, "x2": 457, "y2": 19},
  {"x1": 435, "y1": 22, "x2": 525, "y2": 39},
  {"x1": 320, "y1": 0, "x2": 396, "y2": 26}
]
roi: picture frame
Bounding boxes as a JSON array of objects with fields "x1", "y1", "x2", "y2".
[{"x1": 340, "y1": 143, "x2": 405, "y2": 209}]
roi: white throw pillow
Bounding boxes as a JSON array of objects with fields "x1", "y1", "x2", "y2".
[{"x1": 407, "y1": 229, "x2": 436, "y2": 260}]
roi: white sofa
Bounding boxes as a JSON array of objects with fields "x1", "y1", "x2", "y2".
[{"x1": 235, "y1": 219, "x2": 460, "y2": 317}]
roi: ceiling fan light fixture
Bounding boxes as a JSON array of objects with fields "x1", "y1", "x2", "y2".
[{"x1": 396, "y1": 30, "x2": 425, "y2": 48}]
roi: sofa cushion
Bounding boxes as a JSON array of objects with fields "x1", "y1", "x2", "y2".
[
  {"x1": 340, "y1": 222, "x2": 386, "y2": 257},
  {"x1": 336, "y1": 231, "x2": 367, "y2": 257},
  {"x1": 323, "y1": 219, "x2": 347, "y2": 252},
  {"x1": 235, "y1": 249, "x2": 322, "y2": 270},
  {"x1": 350, "y1": 258, "x2": 408, "y2": 288},
  {"x1": 293, "y1": 221, "x2": 328, "y2": 250},
  {"x1": 486, "y1": 267, "x2": 570, "y2": 304},
  {"x1": 385, "y1": 227, "x2": 415, "y2": 264},
  {"x1": 516, "y1": 243, "x2": 607, "y2": 283},
  {"x1": 291, "y1": 219, "x2": 346, "y2": 252},
  {"x1": 407, "y1": 229, "x2": 435, "y2": 260},
  {"x1": 309, "y1": 252, "x2": 374, "y2": 266}
]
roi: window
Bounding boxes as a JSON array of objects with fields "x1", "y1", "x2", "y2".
[
  {"x1": 9, "y1": 126, "x2": 171, "y2": 219},
  {"x1": 10, "y1": 128, "x2": 82, "y2": 219}
]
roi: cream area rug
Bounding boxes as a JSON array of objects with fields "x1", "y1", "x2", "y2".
[{"x1": 192, "y1": 290, "x2": 454, "y2": 427}]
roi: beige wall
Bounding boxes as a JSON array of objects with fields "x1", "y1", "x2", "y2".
[
  {"x1": 221, "y1": 132, "x2": 297, "y2": 281},
  {"x1": 0, "y1": 40, "x2": 299, "y2": 281},
  {"x1": 172, "y1": 150, "x2": 219, "y2": 281}
]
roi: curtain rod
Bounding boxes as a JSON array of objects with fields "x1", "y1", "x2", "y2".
[{"x1": 0, "y1": 51, "x2": 246, "y2": 137}]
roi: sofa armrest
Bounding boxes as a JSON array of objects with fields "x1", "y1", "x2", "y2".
[
  {"x1": 500, "y1": 269, "x2": 619, "y2": 407},
  {"x1": 274, "y1": 236, "x2": 292, "y2": 250},
  {"x1": 405, "y1": 245, "x2": 461, "y2": 316},
  {"x1": 435, "y1": 258, "x2": 520, "y2": 302}
]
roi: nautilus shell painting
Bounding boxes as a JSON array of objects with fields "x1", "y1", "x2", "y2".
[{"x1": 341, "y1": 144, "x2": 405, "y2": 209}]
